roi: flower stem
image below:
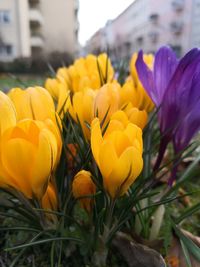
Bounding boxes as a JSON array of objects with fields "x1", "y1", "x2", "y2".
[{"x1": 153, "y1": 139, "x2": 168, "y2": 172}]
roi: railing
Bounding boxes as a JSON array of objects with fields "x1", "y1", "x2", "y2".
[
  {"x1": 29, "y1": 9, "x2": 43, "y2": 25},
  {"x1": 30, "y1": 35, "x2": 44, "y2": 47}
]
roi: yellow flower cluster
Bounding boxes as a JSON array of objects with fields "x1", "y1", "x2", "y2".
[
  {"x1": 64, "y1": 52, "x2": 153, "y2": 207},
  {"x1": 0, "y1": 52, "x2": 154, "y2": 214}
]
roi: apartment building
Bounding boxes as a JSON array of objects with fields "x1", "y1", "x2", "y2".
[
  {"x1": 0, "y1": 0, "x2": 79, "y2": 62},
  {"x1": 86, "y1": 0, "x2": 198, "y2": 59}
]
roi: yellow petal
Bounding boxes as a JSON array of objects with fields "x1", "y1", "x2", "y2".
[
  {"x1": 103, "y1": 120, "x2": 124, "y2": 139},
  {"x1": 106, "y1": 130, "x2": 132, "y2": 157},
  {"x1": 106, "y1": 146, "x2": 143, "y2": 198},
  {"x1": 28, "y1": 87, "x2": 56, "y2": 121},
  {"x1": 91, "y1": 118, "x2": 103, "y2": 165},
  {"x1": 0, "y1": 91, "x2": 17, "y2": 135},
  {"x1": 124, "y1": 123, "x2": 143, "y2": 152},
  {"x1": 1, "y1": 138, "x2": 35, "y2": 198},
  {"x1": 110, "y1": 110, "x2": 129, "y2": 127},
  {"x1": 98, "y1": 140, "x2": 118, "y2": 179},
  {"x1": 31, "y1": 130, "x2": 56, "y2": 199}
]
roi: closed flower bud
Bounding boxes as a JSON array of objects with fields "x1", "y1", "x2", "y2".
[
  {"x1": 42, "y1": 182, "x2": 58, "y2": 211},
  {"x1": 0, "y1": 119, "x2": 58, "y2": 199},
  {"x1": 111, "y1": 109, "x2": 147, "y2": 130},
  {"x1": 56, "y1": 67, "x2": 70, "y2": 85},
  {"x1": 8, "y1": 86, "x2": 57, "y2": 123},
  {"x1": 67, "y1": 53, "x2": 114, "y2": 92},
  {"x1": 72, "y1": 170, "x2": 96, "y2": 212},
  {"x1": 91, "y1": 117, "x2": 143, "y2": 198},
  {"x1": 120, "y1": 80, "x2": 154, "y2": 113},
  {"x1": 123, "y1": 103, "x2": 148, "y2": 130}
]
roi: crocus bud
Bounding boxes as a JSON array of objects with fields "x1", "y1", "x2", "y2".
[
  {"x1": 91, "y1": 117, "x2": 143, "y2": 198},
  {"x1": 72, "y1": 170, "x2": 96, "y2": 212},
  {"x1": 0, "y1": 119, "x2": 58, "y2": 199},
  {"x1": 8, "y1": 86, "x2": 57, "y2": 123}
]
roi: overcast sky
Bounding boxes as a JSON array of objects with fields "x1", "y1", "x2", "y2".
[{"x1": 78, "y1": 0, "x2": 134, "y2": 45}]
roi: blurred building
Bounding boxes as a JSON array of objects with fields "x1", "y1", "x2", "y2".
[
  {"x1": 86, "y1": 0, "x2": 200, "y2": 59},
  {"x1": 0, "y1": 0, "x2": 79, "y2": 62}
]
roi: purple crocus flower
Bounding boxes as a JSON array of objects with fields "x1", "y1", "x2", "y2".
[{"x1": 136, "y1": 46, "x2": 200, "y2": 181}]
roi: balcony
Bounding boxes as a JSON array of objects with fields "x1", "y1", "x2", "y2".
[
  {"x1": 172, "y1": 0, "x2": 184, "y2": 11},
  {"x1": 29, "y1": 9, "x2": 43, "y2": 26},
  {"x1": 30, "y1": 34, "x2": 44, "y2": 48},
  {"x1": 29, "y1": 0, "x2": 40, "y2": 4},
  {"x1": 170, "y1": 21, "x2": 184, "y2": 34}
]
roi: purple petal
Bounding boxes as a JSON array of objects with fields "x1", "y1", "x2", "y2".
[
  {"x1": 160, "y1": 48, "x2": 200, "y2": 134},
  {"x1": 174, "y1": 100, "x2": 200, "y2": 152},
  {"x1": 135, "y1": 51, "x2": 156, "y2": 104},
  {"x1": 153, "y1": 46, "x2": 178, "y2": 105}
]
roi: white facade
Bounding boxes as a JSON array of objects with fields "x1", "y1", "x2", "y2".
[
  {"x1": 0, "y1": 0, "x2": 79, "y2": 62},
  {"x1": 87, "y1": 0, "x2": 198, "y2": 59}
]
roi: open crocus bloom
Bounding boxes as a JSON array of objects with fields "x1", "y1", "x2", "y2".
[{"x1": 136, "y1": 46, "x2": 200, "y2": 170}]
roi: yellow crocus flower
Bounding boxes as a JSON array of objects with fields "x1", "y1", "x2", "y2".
[
  {"x1": 123, "y1": 103, "x2": 148, "y2": 130},
  {"x1": 111, "y1": 109, "x2": 147, "y2": 130},
  {"x1": 67, "y1": 53, "x2": 114, "y2": 92},
  {"x1": 72, "y1": 170, "x2": 96, "y2": 212},
  {"x1": 8, "y1": 86, "x2": 57, "y2": 123},
  {"x1": 91, "y1": 117, "x2": 143, "y2": 198},
  {"x1": 56, "y1": 67, "x2": 70, "y2": 85},
  {"x1": 0, "y1": 119, "x2": 58, "y2": 199},
  {"x1": 120, "y1": 80, "x2": 154, "y2": 112}
]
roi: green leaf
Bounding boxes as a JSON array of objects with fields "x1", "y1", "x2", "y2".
[
  {"x1": 5, "y1": 237, "x2": 83, "y2": 251},
  {"x1": 0, "y1": 227, "x2": 40, "y2": 233},
  {"x1": 176, "y1": 202, "x2": 200, "y2": 224},
  {"x1": 180, "y1": 239, "x2": 192, "y2": 267},
  {"x1": 172, "y1": 223, "x2": 200, "y2": 262}
]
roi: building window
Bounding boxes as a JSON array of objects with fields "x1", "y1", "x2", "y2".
[
  {"x1": 148, "y1": 32, "x2": 159, "y2": 43},
  {"x1": 0, "y1": 10, "x2": 11, "y2": 24},
  {"x1": 149, "y1": 13, "x2": 159, "y2": 24},
  {"x1": 170, "y1": 21, "x2": 184, "y2": 35},
  {"x1": 0, "y1": 44, "x2": 13, "y2": 56},
  {"x1": 172, "y1": 0, "x2": 184, "y2": 11},
  {"x1": 137, "y1": 36, "x2": 143, "y2": 45}
]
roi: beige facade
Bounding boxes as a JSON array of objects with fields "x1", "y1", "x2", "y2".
[
  {"x1": 86, "y1": 0, "x2": 198, "y2": 59},
  {"x1": 0, "y1": 0, "x2": 79, "y2": 61}
]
